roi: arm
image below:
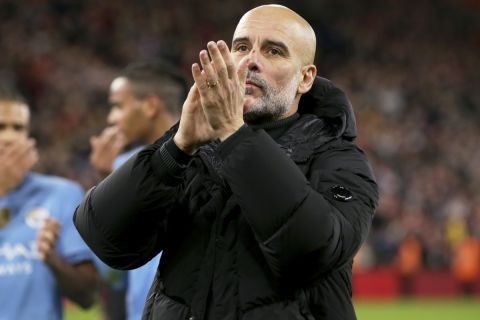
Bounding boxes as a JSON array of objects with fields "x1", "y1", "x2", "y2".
[
  {"x1": 37, "y1": 218, "x2": 99, "y2": 309},
  {"x1": 75, "y1": 67, "x2": 222, "y2": 269},
  {"x1": 217, "y1": 127, "x2": 378, "y2": 279},
  {"x1": 74, "y1": 127, "x2": 186, "y2": 270}
]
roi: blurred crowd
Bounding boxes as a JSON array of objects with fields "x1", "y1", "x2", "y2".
[{"x1": 1, "y1": 0, "x2": 479, "y2": 278}]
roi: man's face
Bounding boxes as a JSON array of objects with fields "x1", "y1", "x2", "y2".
[
  {"x1": 231, "y1": 14, "x2": 304, "y2": 123},
  {"x1": 108, "y1": 77, "x2": 150, "y2": 145},
  {"x1": 0, "y1": 100, "x2": 29, "y2": 143}
]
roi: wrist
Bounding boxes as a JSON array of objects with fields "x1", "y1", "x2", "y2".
[
  {"x1": 173, "y1": 134, "x2": 198, "y2": 155},
  {"x1": 219, "y1": 121, "x2": 245, "y2": 141}
]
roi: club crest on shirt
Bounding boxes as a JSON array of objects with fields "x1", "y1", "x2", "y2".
[
  {"x1": 0, "y1": 208, "x2": 11, "y2": 229},
  {"x1": 25, "y1": 208, "x2": 50, "y2": 229}
]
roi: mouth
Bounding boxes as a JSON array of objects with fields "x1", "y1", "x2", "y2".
[
  {"x1": 245, "y1": 79, "x2": 264, "y2": 96},
  {"x1": 246, "y1": 80, "x2": 261, "y2": 88}
]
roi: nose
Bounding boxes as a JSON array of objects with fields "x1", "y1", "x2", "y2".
[
  {"x1": 107, "y1": 108, "x2": 120, "y2": 126},
  {"x1": 246, "y1": 50, "x2": 262, "y2": 72},
  {"x1": 0, "y1": 128, "x2": 21, "y2": 143}
]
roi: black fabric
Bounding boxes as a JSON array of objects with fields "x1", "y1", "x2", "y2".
[
  {"x1": 74, "y1": 78, "x2": 378, "y2": 320},
  {"x1": 164, "y1": 137, "x2": 192, "y2": 166},
  {"x1": 298, "y1": 76, "x2": 357, "y2": 140}
]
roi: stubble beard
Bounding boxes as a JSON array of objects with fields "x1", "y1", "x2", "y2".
[{"x1": 243, "y1": 71, "x2": 300, "y2": 125}]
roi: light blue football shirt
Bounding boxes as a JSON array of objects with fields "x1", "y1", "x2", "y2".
[
  {"x1": 0, "y1": 173, "x2": 91, "y2": 320},
  {"x1": 126, "y1": 253, "x2": 161, "y2": 320}
]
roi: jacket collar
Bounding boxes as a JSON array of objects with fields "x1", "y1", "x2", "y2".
[{"x1": 298, "y1": 76, "x2": 357, "y2": 141}]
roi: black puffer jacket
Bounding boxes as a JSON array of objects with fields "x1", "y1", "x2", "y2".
[{"x1": 74, "y1": 77, "x2": 378, "y2": 320}]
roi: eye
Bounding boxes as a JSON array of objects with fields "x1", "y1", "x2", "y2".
[
  {"x1": 13, "y1": 124, "x2": 25, "y2": 132},
  {"x1": 235, "y1": 44, "x2": 249, "y2": 52},
  {"x1": 268, "y1": 48, "x2": 281, "y2": 56}
]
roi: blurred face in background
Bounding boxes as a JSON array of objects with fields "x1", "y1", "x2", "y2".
[
  {"x1": 0, "y1": 100, "x2": 29, "y2": 143},
  {"x1": 107, "y1": 77, "x2": 151, "y2": 146}
]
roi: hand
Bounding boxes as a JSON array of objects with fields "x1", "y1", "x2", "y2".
[
  {"x1": 90, "y1": 126, "x2": 126, "y2": 174},
  {"x1": 0, "y1": 139, "x2": 38, "y2": 196},
  {"x1": 37, "y1": 217, "x2": 61, "y2": 263},
  {"x1": 173, "y1": 84, "x2": 216, "y2": 154},
  {"x1": 192, "y1": 40, "x2": 249, "y2": 141}
]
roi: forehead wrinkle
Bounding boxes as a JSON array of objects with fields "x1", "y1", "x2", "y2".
[{"x1": 234, "y1": 6, "x2": 316, "y2": 65}]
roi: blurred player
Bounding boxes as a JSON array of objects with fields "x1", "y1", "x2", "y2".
[
  {"x1": 0, "y1": 83, "x2": 99, "y2": 319},
  {"x1": 89, "y1": 61, "x2": 186, "y2": 320}
]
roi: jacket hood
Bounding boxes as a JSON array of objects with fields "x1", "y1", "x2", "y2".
[{"x1": 298, "y1": 76, "x2": 357, "y2": 140}]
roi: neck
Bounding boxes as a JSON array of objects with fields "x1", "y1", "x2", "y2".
[{"x1": 146, "y1": 114, "x2": 177, "y2": 144}]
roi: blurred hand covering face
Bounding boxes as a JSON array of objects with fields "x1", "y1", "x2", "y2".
[
  {"x1": 89, "y1": 126, "x2": 127, "y2": 175},
  {"x1": 0, "y1": 100, "x2": 37, "y2": 195},
  {"x1": 0, "y1": 139, "x2": 38, "y2": 195}
]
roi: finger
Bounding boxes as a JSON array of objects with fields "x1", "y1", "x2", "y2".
[
  {"x1": 189, "y1": 83, "x2": 201, "y2": 102},
  {"x1": 198, "y1": 49, "x2": 217, "y2": 84},
  {"x1": 37, "y1": 240, "x2": 50, "y2": 257},
  {"x1": 36, "y1": 239, "x2": 54, "y2": 259},
  {"x1": 217, "y1": 40, "x2": 236, "y2": 79},
  {"x1": 192, "y1": 63, "x2": 208, "y2": 92},
  {"x1": 184, "y1": 84, "x2": 197, "y2": 103},
  {"x1": 39, "y1": 229, "x2": 56, "y2": 243},
  {"x1": 23, "y1": 142, "x2": 38, "y2": 166},
  {"x1": 207, "y1": 41, "x2": 228, "y2": 81},
  {"x1": 38, "y1": 252, "x2": 46, "y2": 261},
  {"x1": 11, "y1": 140, "x2": 35, "y2": 165},
  {"x1": 101, "y1": 127, "x2": 120, "y2": 144},
  {"x1": 237, "y1": 55, "x2": 250, "y2": 88},
  {"x1": 112, "y1": 136, "x2": 126, "y2": 152},
  {"x1": 180, "y1": 84, "x2": 199, "y2": 116},
  {"x1": 114, "y1": 132, "x2": 127, "y2": 147},
  {"x1": 27, "y1": 148, "x2": 39, "y2": 168},
  {"x1": 90, "y1": 136, "x2": 99, "y2": 147},
  {"x1": 45, "y1": 217, "x2": 61, "y2": 232}
]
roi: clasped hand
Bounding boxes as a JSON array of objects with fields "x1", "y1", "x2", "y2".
[{"x1": 174, "y1": 40, "x2": 249, "y2": 154}]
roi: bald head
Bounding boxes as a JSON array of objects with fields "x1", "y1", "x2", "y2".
[{"x1": 234, "y1": 5, "x2": 316, "y2": 66}]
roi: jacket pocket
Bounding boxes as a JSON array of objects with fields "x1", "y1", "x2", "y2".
[
  {"x1": 151, "y1": 291, "x2": 192, "y2": 320},
  {"x1": 142, "y1": 279, "x2": 193, "y2": 320}
]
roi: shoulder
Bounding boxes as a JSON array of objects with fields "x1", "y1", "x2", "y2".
[
  {"x1": 114, "y1": 145, "x2": 145, "y2": 169},
  {"x1": 28, "y1": 173, "x2": 84, "y2": 197}
]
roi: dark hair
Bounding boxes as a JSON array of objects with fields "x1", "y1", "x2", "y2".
[
  {"x1": 0, "y1": 81, "x2": 28, "y2": 105},
  {"x1": 120, "y1": 60, "x2": 188, "y2": 117}
]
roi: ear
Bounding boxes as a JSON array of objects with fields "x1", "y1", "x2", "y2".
[
  {"x1": 297, "y1": 64, "x2": 317, "y2": 94},
  {"x1": 141, "y1": 95, "x2": 163, "y2": 119}
]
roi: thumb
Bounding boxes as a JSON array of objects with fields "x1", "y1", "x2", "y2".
[
  {"x1": 237, "y1": 56, "x2": 249, "y2": 86},
  {"x1": 182, "y1": 84, "x2": 201, "y2": 115},
  {"x1": 186, "y1": 84, "x2": 200, "y2": 103}
]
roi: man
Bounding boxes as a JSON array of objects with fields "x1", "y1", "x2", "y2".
[
  {"x1": 0, "y1": 83, "x2": 98, "y2": 320},
  {"x1": 75, "y1": 4, "x2": 378, "y2": 320},
  {"x1": 89, "y1": 61, "x2": 186, "y2": 320}
]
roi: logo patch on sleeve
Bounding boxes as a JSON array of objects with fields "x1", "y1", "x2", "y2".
[{"x1": 331, "y1": 185, "x2": 353, "y2": 202}]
